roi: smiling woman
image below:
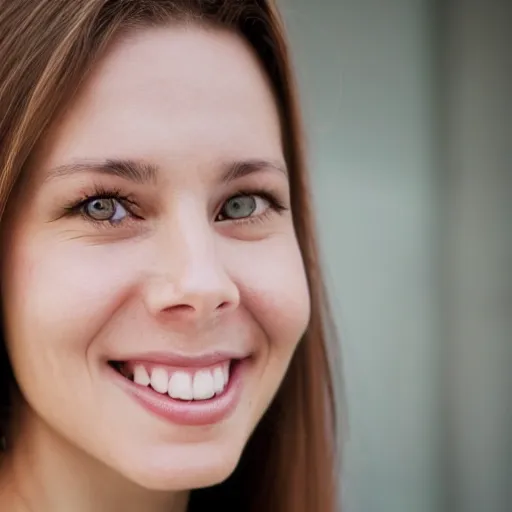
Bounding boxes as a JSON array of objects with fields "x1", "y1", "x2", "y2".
[{"x1": 0, "y1": 1, "x2": 340, "y2": 512}]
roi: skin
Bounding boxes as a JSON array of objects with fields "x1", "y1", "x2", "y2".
[{"x1": 0, "y1": 25, "x2": 310, "y2": 512}]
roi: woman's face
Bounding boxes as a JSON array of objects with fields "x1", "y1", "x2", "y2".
[{"x1": 0, "y1": 26, "x2": 310, "y2": 490}]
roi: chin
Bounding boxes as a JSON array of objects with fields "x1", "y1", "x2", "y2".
[
  {"x1": 124, "y1": 461, "x2": 240, "y2": 492},
  {"x1": 111, "y1": 442, "x2": 244, "y2": 491}
]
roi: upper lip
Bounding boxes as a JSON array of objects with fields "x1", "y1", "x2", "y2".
[{"x1": 109, "y1": 350, "x2": 248, "y2": 368}]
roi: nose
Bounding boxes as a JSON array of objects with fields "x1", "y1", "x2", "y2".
[{"x1": 143, "y1": 215, "x2": 240, "y2": 328}]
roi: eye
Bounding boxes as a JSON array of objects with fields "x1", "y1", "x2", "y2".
[
  {"x1": 84, "y1": 197, "x2": 128, "y2": 224},
  {"x1": 218, "y1": 194, "x2": 266, "y2": 221}
]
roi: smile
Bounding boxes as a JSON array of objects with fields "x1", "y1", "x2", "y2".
[
  {"x1": 112, "y1": 360, "x2": 231, "y2": 400},
  {"x1": 108, "y1": 354, "x2": 249, "y2": 426}
]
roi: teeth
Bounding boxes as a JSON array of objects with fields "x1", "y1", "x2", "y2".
[
  {"x1": 133, "y1": 364, "x2": 150, "y2": 386},
  {"x1": 150, "y1": 367, "x2": 169, "y2": 394},
  {"x1": 128, "y1": 362, "x2": 232, "y2": 400},
  {"x1": 192, "y1": 370, "x2": 215, "y2": 400},
  {"x1": 168, "y1": 372, "x2": 194, "y2": 400},
  {"x1": 223, "y1": 362, "x2": 230, "y2": 385},
  {"x1": 213, "y1": 367, "x2": 225, "y2": 394}
]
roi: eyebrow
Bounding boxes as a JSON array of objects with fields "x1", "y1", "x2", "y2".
[{"x1": 45, "y1": 158, "x2": 288, "y2": 185}]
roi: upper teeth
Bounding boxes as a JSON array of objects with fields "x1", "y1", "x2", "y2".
[{"x1": 132, "y1": 362, "x2": 230, "y2": 401}]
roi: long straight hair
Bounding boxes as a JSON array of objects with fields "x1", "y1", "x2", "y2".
[{"x1": 0, "y1": 1, "x2": 341, "y2": 510}]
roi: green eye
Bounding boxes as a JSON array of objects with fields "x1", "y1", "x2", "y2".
[
  {"x1": 221, "y1": 195, "x2": 257, "y2": 219},
  {"x1": 84, "y1": 198, "x2": 127, "y2": 223}
]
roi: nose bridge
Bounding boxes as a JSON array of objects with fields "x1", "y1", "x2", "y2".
[
  {"x1": 171, "y1": 196, "x2": 220, "y2": 284},
  {"x1": 177, "y1": 224, "x2": 225, "y2": 297},
  {"x1": 147, "y1": 196, "x2": 239, "y2": 320}
]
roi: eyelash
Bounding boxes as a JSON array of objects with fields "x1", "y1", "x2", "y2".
[
  {"x1": 62, "y1": 185, "x2": 138, "y2": 228},
  {"x1": 62, "y1": 184, "x2": 288, "y2": 228},
  {"x1": 223, "y1": 188, "x2": 288, "y2": 226}
]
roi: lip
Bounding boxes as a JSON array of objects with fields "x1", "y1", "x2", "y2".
[
  {"x1": 109, "y1": 358, "x2": 248, "y2": 427},
  {"x1": 109, "y1": 350, "x2": 247, "y2": 368}
]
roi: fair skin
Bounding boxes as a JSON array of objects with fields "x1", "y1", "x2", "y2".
[{"x1": 0, "y1": 24, "x2": 310, "y2": 512}]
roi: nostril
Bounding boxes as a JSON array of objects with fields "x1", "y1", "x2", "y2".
[
  {"x1": 163, "y1": 302, "x2": 231, "y2": 316},
  {"x1": 216, "y1": 301, "x2": 231, "y2": 311},
  {"x1": 169, "y1": 304, "x2": 195, "y2": 313}
]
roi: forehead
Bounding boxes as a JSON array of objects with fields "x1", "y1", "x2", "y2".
[{"x1": 31, "y1": 25, "x2": 283, "y2": 183}]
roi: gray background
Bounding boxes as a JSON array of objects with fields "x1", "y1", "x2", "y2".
[{"x1": 280, "y1": 1, "x2": 511, "y2": 511}]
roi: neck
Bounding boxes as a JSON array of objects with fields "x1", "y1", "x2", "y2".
[{"x1": 0, "y1": 411, "x2": 189, "y2": 512}]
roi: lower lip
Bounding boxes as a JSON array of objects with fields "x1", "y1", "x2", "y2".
[{"x1": 110, "y1": 360, "x2": 247, "y2": 426}]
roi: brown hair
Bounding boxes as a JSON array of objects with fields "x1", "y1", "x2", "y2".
[{"x1": 0, "y1": 1, "x2": 341, "y2": 510}]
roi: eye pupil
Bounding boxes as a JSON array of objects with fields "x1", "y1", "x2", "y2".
[
  {"x1": 223, "y1": 195, "x2": 256, "y2": 219},
  {"x1": 86, "y1": 198, "x2": 116, "y2": 220}
]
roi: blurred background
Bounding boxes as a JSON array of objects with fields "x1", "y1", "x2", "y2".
[{"x1": 279, "y1": 1, "x2": 511, "y2": 511}]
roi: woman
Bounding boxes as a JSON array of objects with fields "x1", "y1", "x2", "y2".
[{"x1": 0, "y1": 1, "x2": 340, "y2": 510}]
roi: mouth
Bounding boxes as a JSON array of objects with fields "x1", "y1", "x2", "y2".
[
  {"x1": 109, "y1": 359, "x2": 236, "y2": 401},
  {"x1": 107, "y1": 356, "x2": 248, "y2": 426}
]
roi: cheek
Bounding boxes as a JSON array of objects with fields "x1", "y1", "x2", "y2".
[
  {"x1": 1, "y1": 235, "x2": 135, "y2": 383},
  {"x1": 229, "y1": 234, "x2": 311, "y2": 353},
  {"x1": 223, "y1": 234, "x2": 309, "y2": 428}
]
